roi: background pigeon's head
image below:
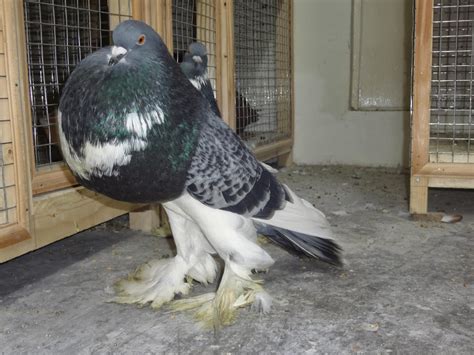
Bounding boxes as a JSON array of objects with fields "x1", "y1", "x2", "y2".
[
  {"x1": 181, "y1": 42, "x2": 208, "y2": 77},
  {"x1": 112, "y1": 20, "x2": 166, "y2": 54}
]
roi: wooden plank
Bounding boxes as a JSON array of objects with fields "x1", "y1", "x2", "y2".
[
  {"x1": 0, "y1": 31, "x2": 4, "y2": 54},
  {"x1": 32, "y1": 166, "x2": 77, "y2": 195},
  {"x1": 5, "y1": 185, "x2": 16, "y2": 209},
  {"x1": 0, "y1": 76, "x2": 7, "y2": 98},
  {"x1": 275, "y1": 0, "x2": 291, "y2": 140},
  {"x1": 0, "y1": 120, "x2": 11, "y2": 143},
  {"x1": 0, "y1": 225, "x2": 29, "y2": 249},
  {"x1": 163, "y1": 0, "x2": 174, "y2": 50},
  {"x1": 0, "y1": 98, "x2": 8, "y2": 119},
  {"x1": 254, "y1": 138, "x2": 293, "y2": 163},
  {"x1": 1, "y1": 164, "x2": 14, "y2": 186},
  {"x1": 129, "y1": 204, "x2": 161, "y2": 233},
  {"x1": 410, "y1": 176, "x2": 428, "y2": 214},
  {"x1": 196, "y1": 0, "x2": 217, "y2": 94},
  {"x1": 33, "y1": 186, "x2": 136, "y2": 248},
  {"x1": 218, "y1": 0, "x2": 236, "y2": 129},
  {"x1": 132, "y1": 0, "x2": 144, "y2": 20},
  {"x1": 411, "y1": 0, "x2": 433, "y2": 175},
  {"x1": 289, "y1": 0, "x2": 295, "y2": 144},
  {"x1": 215, "y1": 0, "x2": 222, "y2": 112},
  {"x1": 109, "y1": 0, "x2": 121, "y2": 30},
  {"x1": 119, "y1": 0, "x2": 131, "y2": 16},
  {"x1": 277, "y1": 151, "x2": 293, "y2": 168},
  {"x1": 0, "y1": 54, "x2": 5, "y2": 76},
  {"x1": 0, "y1": 142, "x2": 13, "y2": 164},
  {"x1": 428, "y1": 177, "x2": 474, "y2": 189},
  {"x1": 416, "y1": 162, "x2": 474, "y2": 178},
  {"x1": 0, "y1": 225, "x2": 35, "y2": 263},
  {"x1": 2, "y1": 0, "x2": 34, "y2": 232},
  {"x1": 0, "y1": 185, "x2": 16, "y2": 210}
]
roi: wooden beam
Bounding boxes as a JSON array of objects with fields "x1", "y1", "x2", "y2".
[
  {"x1": 33, "y1": 186, "x2": 136, "y2": 248},
  {"x1": 163, "y1": 0, "x2": 174, "y2": 50},
  {"x1": 411, "y1": 0, "x2": 433, "y2": 175},
  {"x1": 0, "y1": 225, "x2": 34, "y2": 263},
  {"x1": 254, "y1": 138, "x2": 293, "y2": 162},
  {"x1": 218, "y1": 0, "x2": 236, "y2": 129},
  {"x1": 409, "y1": 0, "x2": 433, "y2": 215},
  {"x1": 129, "y1": 204, "x2": 161, "y2": 233},
  {"x1": 2, "y1": 0, "x2": 34, "y2": 231},
  {"x1": 32, "y1": 166, "x2": 77, "y2": 195},
  {"x1": 416, "y1": 163, "x2": 474, "y2": 178},
  {"x1": 410, "y1": 176, "x2": 428, "y2": 214}
]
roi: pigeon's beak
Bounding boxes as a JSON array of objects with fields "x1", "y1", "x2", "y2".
[
  {"x1": 108, "y1": 45, "x2": 128, "y2": 66},
  {"x1": 192, "y1": 55, "x2": 203, "y2": 64}
]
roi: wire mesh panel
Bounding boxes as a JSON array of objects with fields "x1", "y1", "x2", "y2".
[
  {"x1": 233, "y1": 0, "x2": 292, "y2": 145},
  {"x1": 0, "y1": 138, "x2": 16, "y2": 226},
  {"x1": 23, "y1": 0, "x2": 132, "y2": 168},
  {"x1": 0, "y1": 17, "x2": 17, "y2": 225},
  {"x1": 172, "y1": 0, "x2": 218, "y2": 93},
  {"x1": 430, "y1": 0, "x2": 474, "y2": 163}
]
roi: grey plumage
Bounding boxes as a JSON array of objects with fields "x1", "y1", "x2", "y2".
[
  {"x1": 58, "y1": 20, "x2": 341, "y2": 325},
  {"x1": 180, "y1": 42, "x2": 221, "y2": 117}
]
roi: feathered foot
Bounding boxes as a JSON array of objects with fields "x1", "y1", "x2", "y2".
[
  {"x1": 113, "y1": 256, "x2": 191, "y2": 309},
  {"x1": 169, "y1": 263, "x2": 272, "y2": 327}
]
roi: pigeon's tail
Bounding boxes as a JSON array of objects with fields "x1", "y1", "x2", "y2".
[
  {"x1": 256, "y1": 224, "x2": 341, "y2": 265},
  {"x1": 253, "y1": 184, "x2": 342, "y2": 266}
]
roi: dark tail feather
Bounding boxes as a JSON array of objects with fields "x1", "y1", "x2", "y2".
[{"x1": 256, "y1": 224, "x2": 342, "y2": 266}]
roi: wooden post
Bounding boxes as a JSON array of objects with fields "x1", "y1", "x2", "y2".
[
  {"x1": 410, "y1": 0, "x2": 433, "y2": 214},
  {"x1": 217, "y1": 0, "x2": 236, "y2": 130}
]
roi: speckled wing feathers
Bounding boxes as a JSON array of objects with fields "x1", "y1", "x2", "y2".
[{"x1": 186, "y1": 114, "x2": 287, "y2": 218}]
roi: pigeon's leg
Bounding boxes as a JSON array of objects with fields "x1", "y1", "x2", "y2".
[
  {"x1": 113, "y1": 201, "x2": 217, "y2": 309},
  {"x1": 169, "y1": 193, "x2": 274, "y2": 325}
]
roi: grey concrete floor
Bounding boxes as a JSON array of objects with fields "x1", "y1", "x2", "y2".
[{"x1": 1, "y1": 166, "x2": 473, "y2": 354}]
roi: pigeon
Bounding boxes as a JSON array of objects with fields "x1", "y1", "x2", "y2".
[
  {"x1": 180, "y1": 42, "x2": 221, "y2": 117},
  {"x1": 180, "y1": 42, "x2": 259, "y2": 139},
  {"x1": 58, "y1": 20, "x2": 341, "y2": 326}
]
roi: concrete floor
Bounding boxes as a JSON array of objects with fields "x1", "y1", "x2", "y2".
[{"x1": 1, "y1": 166, "x2": 473, "y2": 354}]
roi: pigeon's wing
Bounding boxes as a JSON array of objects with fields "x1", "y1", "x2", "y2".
[
  {"x1": 186, "y1": 114, "x2": 288, "y2": 218},
  {"x1": 200, "y1": 80, "x2": 221, "y2": 117}
]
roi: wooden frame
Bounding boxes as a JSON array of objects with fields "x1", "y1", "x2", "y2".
[
  {"x1": 0, "y1": 0, "x2": 295, "y2": 263},
  {"x1": 410, "y1": 0, "x2": 474, "y2": 214},
  {"x1": 0, "y1": 0, "x2": 151, "y2": 263}
]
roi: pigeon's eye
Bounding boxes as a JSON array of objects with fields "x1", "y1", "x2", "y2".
[{"x1": 137, "y1": 34, "x2": 146, "y2": 46}]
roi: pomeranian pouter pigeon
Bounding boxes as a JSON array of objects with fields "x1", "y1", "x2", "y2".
[
  {"x1": 58, "y1": 20, "x2": 341, "y2": 326},
  {"x1": 180, "y1": 42, "x2": 221, "y2": 118},
  {"x1": 180, "y1": 42, "x2": 260, "y2": 139}
]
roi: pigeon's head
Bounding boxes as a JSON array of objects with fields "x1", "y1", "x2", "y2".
[
  {"x1": 110, "y1": 20, "x2": 167, "y2": 63},
  {"x1": 181, "y1": 42, "x2": 208, "y2": 77}
]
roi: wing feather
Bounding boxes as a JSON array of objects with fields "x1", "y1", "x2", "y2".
[{"x1": 185, "y1": 114, "x2": 286, "y2": 218}]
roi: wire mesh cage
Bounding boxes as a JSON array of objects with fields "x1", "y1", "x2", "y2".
[
  {"x1": 233, "y1": 0, "x2": 292, "y2": 146},
  {"x1": 0, "y1": 124, "x2": 16, "y2": 226},
  {"x1": 172, "y1": 0, "x2": 218, "y2": 94},
  {"x1": 0, "y1": 11, "x2": 16, "y2": 226},
  {"x1": 430, "y1": 0, "x2": 474, "y2": 163},
  {"x1": 23, "y1": 0, "x2": 132, "y2": 168}
]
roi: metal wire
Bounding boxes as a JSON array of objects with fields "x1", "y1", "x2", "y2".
[
  {"x1": 0, "y1": 142, "x2": 16, "y2": 226},
  {"x1": 233, "y1": 0, "x2": 291, "y2": 145},
  {"x1": 23, "y1": 0, "x2": 132, "y2": 167},
  {"x1": 172, "y1": 0, "x2": 217, "y2": 93},
  {"x1": 430, "y1": 0, "x2": 474, "y2": 163}
]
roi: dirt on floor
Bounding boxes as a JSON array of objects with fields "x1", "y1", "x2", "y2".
[{"x1": 0, "y1": 165, "x2": 473, "y2": 354}]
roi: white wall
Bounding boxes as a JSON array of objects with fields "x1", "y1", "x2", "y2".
[{"x1": 293, "y1": 0, "x2": 410, "y2": 167}]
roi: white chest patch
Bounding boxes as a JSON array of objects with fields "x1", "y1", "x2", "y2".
[
  {"x1": 58, "y1": 111, "x2": 148, "y2": 180},
  {"x1": 125, "y1": 109, "x2": 165, "y2": 138},
  {"x1": 189, "y1": 74, "x2": 208, "y2": 91}
]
